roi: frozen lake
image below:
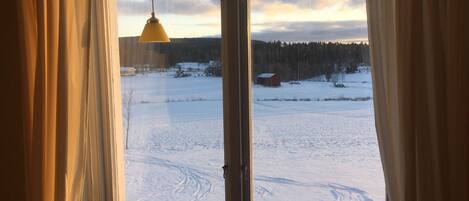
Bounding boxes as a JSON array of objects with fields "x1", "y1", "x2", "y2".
[{"x1": 121, "y1": 71, "x2": 384, "y2": 201}]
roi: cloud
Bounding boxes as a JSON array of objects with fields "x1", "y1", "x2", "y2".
[
  {"x1": 261, "y1": 2, "x2": 298, "y2": 17},
  {"x1": 251, "y1": 0, "x2": 365, "y2": 12},
  {"x1": 251, "y1": 20, "x2": 368, "y2": 42},
  {"x1": 118, "y1": 0, "x2": 219, "y2": 16},
  {"x1": 118, "y1": 0, "x2": 365, "y2": 16},
  {"x1": 117, "y1": 0, "x2": 368, "y2": 41},
  {"x1": 252, "y1": 0, "x2": 328, "y2": 10},
  {"x1": 344, "y1": 0, "x2": 366, "y2": 7}
]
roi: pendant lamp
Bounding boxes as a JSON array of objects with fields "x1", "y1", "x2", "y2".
[{"x1": 139, "y1": 0, "x2": 170, "y2": 43}]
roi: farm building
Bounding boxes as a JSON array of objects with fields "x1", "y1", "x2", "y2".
[{"x1": 256, "y1": 73, "x2": 281, "y2": 87}]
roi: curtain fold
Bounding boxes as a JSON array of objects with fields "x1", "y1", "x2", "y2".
[
  {"x1": 367, "y1": 0, "x2": 469, "y2": 200},
  {"x1": 18, "y1": 0, "x2": 125, "y2": 200}
]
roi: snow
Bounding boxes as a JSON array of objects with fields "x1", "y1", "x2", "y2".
[
  {"x1": 176, "y1": 62, "x2": 209, "y2": 71},
  {"x1": 121, "y1": 71, "x2": 385, "y2": 201},
  {"x1": 257, "y1": 73, "x2": 277, "y2": 78},
  {"x1": 308, "y1": 71, "x2": 372, "y2": 84}
]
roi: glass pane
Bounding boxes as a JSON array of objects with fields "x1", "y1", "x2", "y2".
[
  {"x1": 250, "y1": 1, "x2": 385, "y2": 200},
  {"x1": 117, "y1": 1, "x2": 224, "y2": 200}
]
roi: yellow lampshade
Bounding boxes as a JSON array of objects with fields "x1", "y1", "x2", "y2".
[{"x1": 139, "y1": 13, "x2": 170, "y2": 43}]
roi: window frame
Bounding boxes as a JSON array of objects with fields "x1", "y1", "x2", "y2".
[{"x1": 221, "y1": 0, "x2": 253, "y2": 201}]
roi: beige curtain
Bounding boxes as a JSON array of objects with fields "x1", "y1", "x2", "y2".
[
  {"x1": 367, "y1": 0, "x2": 469, "y2": 201},
  {"x1": 17, "y1": 0, "x2": 125, "y2": 200}
]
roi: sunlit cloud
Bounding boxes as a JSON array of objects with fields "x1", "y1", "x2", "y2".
[
  {"x1": 251, "y1": 0, "x2": 365, "y2": 11},
  {"x1": 117, "y1": 0, "x2": 365, "y2": 16},
  {"x1": 118, "y1": 0, "x2": 219, "y2": 15},
  {"x1": 117, "y1": 0, "x2": 368, "y2": 42},
  {"x1": 260, "y1": 2, "x2": 298, "y2": 17},
  {"x1": 252, "y1": 0, "x2": 333, "y2": 11}
]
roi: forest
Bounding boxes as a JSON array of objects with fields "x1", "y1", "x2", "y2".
[{"x1": 119, "y1": 37, "x2": 370, "y2": 81}]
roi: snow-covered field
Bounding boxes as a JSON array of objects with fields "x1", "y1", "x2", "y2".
[{"x1": 121, "y1": 71, "x2": 384, "y2": 201}]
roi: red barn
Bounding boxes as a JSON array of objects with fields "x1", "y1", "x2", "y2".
[{"x1": 256, "y1": 73, "x2": 281, "y2": 87}]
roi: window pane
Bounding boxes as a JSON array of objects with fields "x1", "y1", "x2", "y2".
[
  {"x1": 250, "y1": 1, "x2": 385, "y2": 200},
  {"x1": 117, "y1": 1, "x2": 223, "y2": 200}
]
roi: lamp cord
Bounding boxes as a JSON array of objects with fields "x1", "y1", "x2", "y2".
[{"x1": 151, "y1": 0, "x2": 155, "y2": 14}]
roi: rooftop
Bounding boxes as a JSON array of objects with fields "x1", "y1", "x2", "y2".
[{"x1": 257, "y1": 73, "x2": 276, "y2": 78}]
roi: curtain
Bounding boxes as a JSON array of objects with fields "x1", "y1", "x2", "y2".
[
  {"x1": 367, "y1": 0, "x2": 469, "y2": 201},
  {"x1": 0, "y1": 1, "x2": 27, "y2": 200},
  {"x1": 17, "y1": 0, "x2": 125, "y2": 200}
]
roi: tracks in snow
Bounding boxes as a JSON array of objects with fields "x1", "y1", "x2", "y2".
[
  {"x1": 126, "y1": 152, "x2": 219, "y2": 201},
  {"x1": 126, "y1": 152, "x2": 373, "y2": 201},
  {"x1": 173, "y1": 166, "x2": 213, "y2": 201},
  {"x1": 255, "y1": 176, "x2": 373, "y2": 201},
  {"x1": 324, "y1": 183, "x2": 373, "y2": 201}
]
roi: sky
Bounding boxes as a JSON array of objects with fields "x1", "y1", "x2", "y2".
[{"x1": 117, "y1": 0, "x2": 368, "y2": 42}]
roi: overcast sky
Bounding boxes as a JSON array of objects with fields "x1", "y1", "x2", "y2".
[{"x1": 117, "y1": 0, "x2": 368, "y2": 42}]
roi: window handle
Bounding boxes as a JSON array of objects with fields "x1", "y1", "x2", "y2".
[{"x1": 222, "y1": 165, "x2": 228, "y2": 179}]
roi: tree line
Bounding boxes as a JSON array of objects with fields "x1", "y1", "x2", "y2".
[
  {"x1": 252, "y1": 41, "x2": 370, "y2": 81},
  {"x1": 120, "y1": 37, "x2": 370, "y2": 81}
]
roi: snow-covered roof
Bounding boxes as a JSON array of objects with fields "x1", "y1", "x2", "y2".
[
  {"x1": 257, "y1": 73, "x2": 276, "y2": 78},
  {"x1": 120, "y1": 67, "x2": 136, "y2": 72}
]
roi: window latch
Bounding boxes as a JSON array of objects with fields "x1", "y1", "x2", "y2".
[{"x1": 222, "y1": 165, "x2": 228, "y2": 179}]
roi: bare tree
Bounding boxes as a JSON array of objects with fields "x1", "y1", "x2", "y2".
[{"x1": 123, "y1": 89, "x2": 134, "y2": 150}]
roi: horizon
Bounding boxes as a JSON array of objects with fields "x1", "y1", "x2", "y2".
[{"x1": 118, "y1": 36, "x2": 369, "y2": 44}]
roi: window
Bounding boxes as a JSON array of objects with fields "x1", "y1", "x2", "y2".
[
  {"x1": 250, "y1": 1, "x2": 384, "y2": 200},
  {"x1": 117, "y1": 0, "x2": 383, "y2": 200},
  {"x1": 251, "y1": 0, "x2": 384, "y2": 201},
  {"x1": 117, "y1": 0, "x2": 224, "y2": 200}
]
